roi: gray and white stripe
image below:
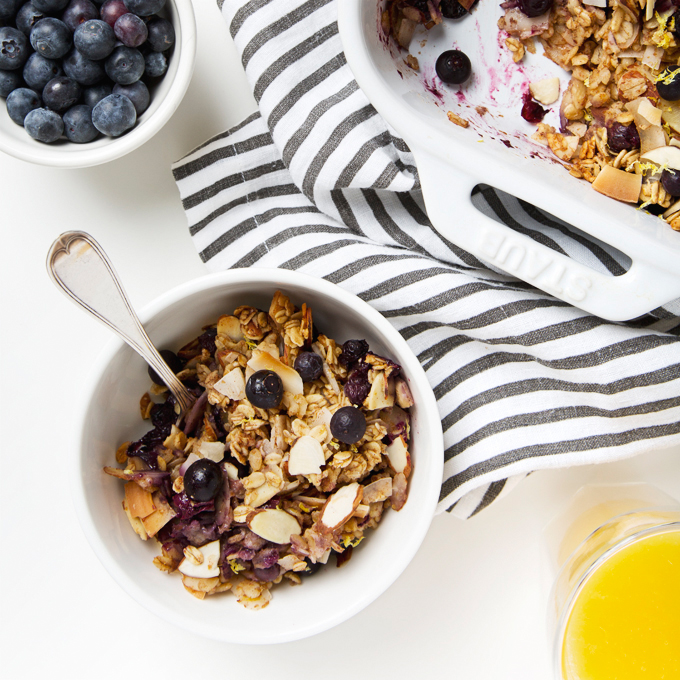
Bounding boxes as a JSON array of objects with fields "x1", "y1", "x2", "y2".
[{"x1": 172, "y1": 0, "x2": 680, "y2": 517}]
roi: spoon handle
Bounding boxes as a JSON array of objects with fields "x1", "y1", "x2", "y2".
[{"x1": 46, "y1": 231, "x2": 195, "y2": 415}]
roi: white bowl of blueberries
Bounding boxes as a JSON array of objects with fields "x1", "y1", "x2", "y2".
[{"x1": 0, "y1": 0, "x2": 195, "y2": 167}]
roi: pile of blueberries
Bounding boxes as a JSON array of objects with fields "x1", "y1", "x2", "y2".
[{"x1": 0, "y1": 0, "x2": 174, "y2": 143}]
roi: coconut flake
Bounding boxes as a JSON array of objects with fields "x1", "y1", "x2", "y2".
[
  {"x1": 249, "y1": 509, "x2": 301, "y2": 544},
  {"x1": 198, "y1": 440, "x2": 226, "y2": 463},
  {"x1": 288, "y1": 436, "x2": 325, "y2": 475}
]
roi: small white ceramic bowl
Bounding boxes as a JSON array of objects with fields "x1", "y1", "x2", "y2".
[
  {"x1": 0, "y1": 0, "x2": 196, "y2": 168},
  {"x1": 74, "y1": 268, "x2": 444, "y2": 644}
]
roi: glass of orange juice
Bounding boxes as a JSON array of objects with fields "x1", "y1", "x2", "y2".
[{"x1": 546, "y1": 484, "x2": 680, "y2": 680}]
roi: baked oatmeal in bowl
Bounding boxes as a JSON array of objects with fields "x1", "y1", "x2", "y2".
[{"x1": 73, "y1": 268, "x2": 443, "y2": 643}]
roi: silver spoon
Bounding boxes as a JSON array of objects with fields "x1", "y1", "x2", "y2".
[{"x1": 47, "y1": 231, "x2": 196, "y2": 415}]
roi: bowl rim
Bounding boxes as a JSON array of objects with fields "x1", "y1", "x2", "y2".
[
  {"x1": 0, "y1": 0, "x2": 196, "y2": 168},
  {"x1": 71, "y1": 267, "x2": 444, "y2": 643}
]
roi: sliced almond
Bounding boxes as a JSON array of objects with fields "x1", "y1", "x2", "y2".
[
  {"x1": 640, "y1": 145, "x2": 680, "y2": 170},
  {"x1": 362, "y1": 477, "x2": 393, "y2": 504},
  {"x1": 178, "y1": 539, "x2": 221, "y2": 579},
  {"x1": 217, "y1": 315, "x2": 244, "y2": 342},
  {"x1": 394, "y1": 377, "x2": 415, "y2": 408},
  {"x1": 353, "y1": 504, "x2": 370, "y2": 519},
  {"x1": 664, "y1": 199, "x2": 680, "y2": 218},
  {"x1": 591, "y1": 165, "x2": 643, "y2": 203},
  {"x1": 288, "y1": 435, "x2": 325, "y2": 475},
  {"x1": 212, "y1": 366, "x2": 246, "y2": 401},
  {"x1": 140, "y1": 491, "x2": 177, "y2": 537},
  {"x1": 391, "y1": 472, "x2": 409, "y2": 512},
  {"x1": 247, "y1": 350, "x2": 303, "y2": 396},
  {"x1": 566, "y1": 122, "x2": 587, "y2": 138},
  {"x1": 198, "y1": 440, "x2": 226, "y2": 463},
  {"x1": 386, "y1": 435, "x2": 412, "y2": 477},
  {"x1": 244, "y1": 482, "x2": 280, "y2": 508},
  {"x1": 124, "y1": 481, "x2": 156, "y2": 518},
  {"x1": 310, "y1": 406, "x2": 334, "y2": 446},
  {"x1": 319, "y1": 482, "x2": 363, "y2": 530},
  {"x1": 249, "y1": 508, "x2": 302, "y2": 544},
  {"x1": 364, "y1": 372, "x2": 395, "y2": 410},
  {"x1": 529, "y1": 77, "x2": 560, "y2": 106}
]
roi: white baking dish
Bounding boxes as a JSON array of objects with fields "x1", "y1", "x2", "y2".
[{"x1": 337, "y1": 0, "x2": 680, "y2": 321}]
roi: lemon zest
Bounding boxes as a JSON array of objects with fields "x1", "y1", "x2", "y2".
[
  {"x1": 299, "y1": 503, "x2": 311, "y2": 513},
  {"x1": 652, "y1": 12, "x2": 674, "y2": 49},
  {"x1": 245, "y1": 339, "x2": 258, "y2": 350},
  {"x1": 229, "y1": 561, "x2": 246, "y2": 574},
  {"x1": 341, "y1": 535, "x2": 364, "y2": 548}
]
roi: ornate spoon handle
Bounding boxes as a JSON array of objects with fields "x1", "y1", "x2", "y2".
[{"x1": 47, "y1": 231, "x2": 195, "y2": 415}]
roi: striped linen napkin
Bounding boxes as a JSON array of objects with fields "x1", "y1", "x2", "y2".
[{"x1": 171, "y1": 0, "x2": 680, "y2": 518}]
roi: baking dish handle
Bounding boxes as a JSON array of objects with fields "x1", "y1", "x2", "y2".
[{"x1": 412, "y1": 149, "x2": 680, "y2": 321}]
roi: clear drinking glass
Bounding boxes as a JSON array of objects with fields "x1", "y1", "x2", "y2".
[{"x1": 545, "y1": 484, "x2": 680, "y2": 680}]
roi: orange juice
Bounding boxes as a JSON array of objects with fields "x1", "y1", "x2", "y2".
[{"x1": 561, "y1": 528, "x2": 680, "y2": 680}]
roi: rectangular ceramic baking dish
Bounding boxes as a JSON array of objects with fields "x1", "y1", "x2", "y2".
[{"x1": 337, "y1": 0, "x2": 680, "y2": 320}]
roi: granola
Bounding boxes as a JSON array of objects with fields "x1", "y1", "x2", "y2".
[
  {"x1": 384, "y1": 0, "x2": 680, "y2": 228},
  {"x1": 104, "y1": 292, "x2": 414, "y2": 609}
]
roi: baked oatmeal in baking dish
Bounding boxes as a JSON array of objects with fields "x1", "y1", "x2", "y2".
[
  {"x1": 384, "y1": 0, "x2": 680, "y2": 229},
  {"x1": 104, "y1": 291, "x2": 413, "y2": 609}
]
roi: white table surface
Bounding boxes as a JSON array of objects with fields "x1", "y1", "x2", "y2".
[{"x1": 2, "y1": 2, "x2": 679, "y2": 678}]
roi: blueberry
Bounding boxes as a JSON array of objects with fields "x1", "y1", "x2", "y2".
[
  {"x1": 23, "y1": 53, "x2": 64, "y2": 90},
  {"x1": 6, "y1": 86, "x2": 41, "y2": 124},
  {"x1": 113, "y1": 12, "x2": 146, "y2": 47},
  {"x1": 656, "y1": 67, "x2": 680, "y2": 101},
  {"x1": 143, "y1": 49, "x2": 165, "y2": 77},
  {"x1": 0, "y1": 68, "x2": 23, "y2": 97},
  {"x1": 61, "y1": 0, "x2": 99, "y2": 32},
  {"x1": 518, "y1": 0, "x2": 552, "y2": 16},
  {"x1": 63, "y1": 103, "x2": 98, "y2": 141},
  {"x1": 99, "y1": 0, "x2": 127, "y2": 27},
  {"x1": 62, "y1": 47, "x2": 104, "y2": 85},
  {"x1": 184, "y1": 459, "x2": 223, "y2": 503},
  {"x1": 146, "y1": 16, "x2": 173, "y2": 51},
  {"x1": 293, "y1": 351, "x2": 323, "y2": 382},
  {"x1": 245, "y1": 370, "x2": 283, "y2": 409},
  {"x1": 112, "y1": 78, "x2": 147, "y2": 113},
  {"x1": 24, "y1": 106, "x2": 63, "y2": 141},
  {"x1": 42, "y1": 75, "x2": 80, "y2": 111},
  {"x1": 339, "y1": 339, "x2": 369, "y2": 367},
  {"x1": 30, "y1": 18, "x2": 72, "y2": 60},
  {"x1": 74, "y1": 19, "x2": 115, "y2": 59},
  {"x1": 661, "y1": 169, "x2": 680, "y2": 196},
  {"x1": 123, "y1": 0, "x2": 165, "y2": 16},
  {"x1": 330, "y1": 406, "x2": 366, "y2": 444},
  {"x1": 82, "y1": 80, "x2": 110, "y2": 106},
  {"x1": 0, "y1": 27, "x2": 30, "y2": 70},
  {"x1": 435, "y1": 49, "x2": 471, "y2": 85},
  {"x1": 0, "y1": 0, "x2": 22, "y2": 21},
  {"x1": 104, "y1": 44, "x2": 143, "y2": 84},
  {"x1": 32, "y1": 0, "x2": 70, "y2": 11},
  {"x1": 91, "y1": 91, "x2": 135, "y2": 135},
  {"x1": 607, "y1": 122, "x2": 640, "y2": 153},
  {"x1": 16, "y1": 3, "x2": 47, "y2": 36},
  {"x1": 440, "y1": 0, "x2": 468, "y2": 18},
  {"x1": 147, "y1": 349, "x2": 183, "y2": 385}
]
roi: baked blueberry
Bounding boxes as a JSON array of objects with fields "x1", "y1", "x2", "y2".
[
  {"x1": 184, "y1": 459, "x2": 223, "y2": 503},
  {"x1": 607, "y1": 122, "x2": 640, "y2": 153},
  {"x1": 330, "y1": 406, "x2": 366, "y2": 444},
  {"x1": 656, "y1": 67, "x2": 680, "y2": 101},
  {"x1": 246, "y1": 370, "x2": 284, "y2": 409},
  {"x1": 294, "y1": 351, "x2": 324, "y2": 382},
  {"x1": 147, "y1": 349, "x2": 183, "y2": 386},
  {"x1": 435, "y1": 49, "x2": 471, "y2": 85},
  {"x1": 518, "y1": 0, "x2": 552, "y2": 17},
  {"x1": 661, "y1": 169, "x2": 680, "y2": 196}
]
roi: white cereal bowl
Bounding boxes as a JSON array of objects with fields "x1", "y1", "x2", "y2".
[
  {"x1": 73, "y1": 268, "x2": 444, "y2": 644},
  {"x1": 0, "y1": 0, "x2": 196, "y2": 168}
]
